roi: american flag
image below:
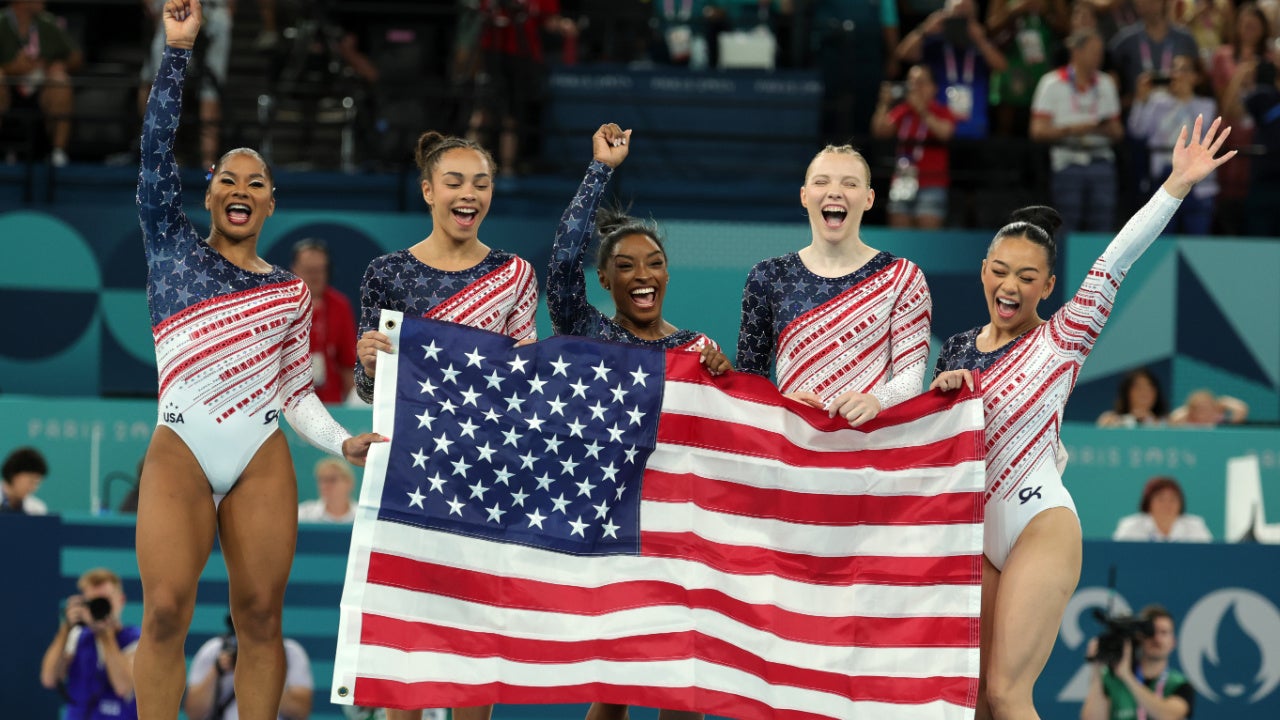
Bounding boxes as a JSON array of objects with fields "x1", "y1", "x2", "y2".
[{"x1": 332, "y1": 312, "x2": 985, "y2": 720}]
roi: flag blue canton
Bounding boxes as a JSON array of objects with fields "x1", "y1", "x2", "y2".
[{"x1": 380, "y1": 319, "x2": 667, "y2": 555}]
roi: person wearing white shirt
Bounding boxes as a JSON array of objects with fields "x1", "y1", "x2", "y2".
[
  {"x1": 1113, "y1": 476, "x2": 1212, "y2": 542},
  {"x1": 297, "y1": 458, "x2": 356, "y2": 524}
]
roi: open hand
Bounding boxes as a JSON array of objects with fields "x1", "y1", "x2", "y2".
[
  {"x1": 1162, "y1": 115, "x2": 1236, "y2": 198},
  {"x1": 592, "y1": 123, "x2": 631, "y2": 168},
  {"x1": 342, "y1": 432, "x2": 387, "y2": 467}
]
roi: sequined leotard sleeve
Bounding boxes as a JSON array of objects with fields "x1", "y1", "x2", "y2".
[{"x1": 548, "y1": 161, "x2": 613, "y2": 338}]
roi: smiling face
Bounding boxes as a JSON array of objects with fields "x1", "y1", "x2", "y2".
[
  {"x1": 598, "y1": 232, "x2": 669, "y2": 331},
  {"x1": 422, "y1": 147, "x2": 493, "y2": 243},
  {"x1": 204, "y1": 151, "x2": 275, "y2": 242},
  {"x1": 981, "y1": 235, "x2": 1056, "y2": 334},
  {"x1": 801, "y1": 151, "x2": 874, "y2": 244}
]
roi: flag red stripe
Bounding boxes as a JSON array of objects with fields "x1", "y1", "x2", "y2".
[
  {"x1": 365, "y1": 552, "x2": 976, "y2": 647},
  {"x1": 358, "y1": 614, "x2": 977, "y2": 706},
  {"x1": 641, "y1": 470, "x2": 984, "y2": 526},
  {"x1": 640, "y1": 531, "x2": 982, "y2": 587}
]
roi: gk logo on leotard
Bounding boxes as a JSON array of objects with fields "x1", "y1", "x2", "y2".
[
  {"x1": 264, "y1": 410, "x2": 279, "y2": 425},
  {"x1": 1018, "y1": 486, "x2": 1043, "y2": 504}
]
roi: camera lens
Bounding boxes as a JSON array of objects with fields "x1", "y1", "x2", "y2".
[{"x1": 86, "y1": 597, "x2": 112, "y2": 621}]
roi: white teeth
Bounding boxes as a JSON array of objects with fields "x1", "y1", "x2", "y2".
[
  {"x1": 822, "y1": 205, "x2": 846, "y2": 213},
  {"x1": 631, "y1": 288, "x2": 655, "y2": 296},
  {"x1": 455, "y1": 208, "x2": 477, "y2": 215},
  {"x1": 228, "y1": 204, "x2": 250, "y2": 212},
  {"x1": 997, "y1": 297, "x2": 1018, "y2": 306}
]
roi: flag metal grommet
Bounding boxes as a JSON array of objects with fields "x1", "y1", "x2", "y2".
[
  {"x1": 384, "y1": 319, "x2": 397, "y2": 331},
  {"x1": 337, "y1": 686, "x2": 350, "y2": 697}
]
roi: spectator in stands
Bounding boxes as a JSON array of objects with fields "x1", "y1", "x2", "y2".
[
  {"x1": 291, "y1": 239, "x2": 357, "y2": 404},
  {"x1": 40, "y1": 567, "x2": 141, "y2": 720},
  {"x1": 1109, "y1": 0, "x2": 1199, "y2": 105},
  {"x1": 1127, "y1": 54, "x2": 1219, "y2": 234},
  {"x1": 186, "y1": 614, "x2": 313, "y2": 720},
  {"x1": 1170, "y1": 0, "x2": 1233, "y2": 66},
  {"x1": 297, "y1": 458, "x2": 356, "y2": 524},
  {"x1": 0, "y1": 0, "x2": 82, "y2": 167},
  {"x1": 811, "y1": 0, "x2": 902, "y2": 139},
  {"x1": 1030, "y1": 28, "x2": 1124, "y2": 233},
  {"x1": 138, "y1": 0, "x2": 232, "y2": 168},
  {"x1": 897, "y1": 0, "x2": 1008, "y2": 140},
  {"x1": 1210, "y1": 3, "x2": 1273, "y2": 235},
  {"x1": 986, "y1": 0, "x2": 1069, "y2": 137},
  {"x1": 871, "y1": 64, "x2": 957, "y2": 228},
  {"x1": 1, "y1": 445, "x2": 48, "y2": 514},
  {"x1": 1113, "y1": 476, "x2": 1211, "y2": 542},
  {"x1": 1170, "y1": 388, "x2": 1248, "y2": 425},
  {"x1": 1242, "y1": 45, "x2": 1280, "y2": 236},
  {"x1": 1081, "y1": 605, "x2": 1197, "y2": 719},
  {"x1": 1096, "y1": 366, "x2": 1169, "y2": 427},
  {"x1": 468, "y1": 0, "x2": 577, "y2": 177}
]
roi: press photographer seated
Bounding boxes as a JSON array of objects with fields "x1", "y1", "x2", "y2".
[
  {"x1": 185, "y1": 614, "x2": 313, "y2": 720},
  {"x1": 1081, "y1": 604, "x2": 1194, "y2": 720},
  {"x1": 40, "y1": 568, "x2": 140, "y2": 720}
]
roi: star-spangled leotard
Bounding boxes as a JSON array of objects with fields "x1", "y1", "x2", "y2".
[
  {"x1": 355, "y1": 248, "x2": 538, "y2": 403},
  {"x1": 138, "y1": 47, "x2": 351, "y2": 494},
  {"x1": 547, "y1": 161, "x2": 718, "y2": 352},
  {"x1": 736, "y1": 250, "x2": 932, "y2": 408},
  {"x1": 934, "y1": 188, "x2": 1182, "y2": 508}
]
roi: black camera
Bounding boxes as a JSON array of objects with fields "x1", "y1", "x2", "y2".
[
  {"x1": 220, "y1": 614, "x2": 238, "y2": 670},
  {"x1": 84, "y1": 596, "x2": 112, "y2": 623},
  {"x1": 1150, "y1": 74, "x2": 1172, "y2": 87},
  {"x1": 1090, "y1": 609, "x2": 1155, "y2": 667}
]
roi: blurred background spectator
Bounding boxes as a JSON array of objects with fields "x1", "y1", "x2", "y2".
[
  {"x1": 1113, "y1": 476, "x2": 1212, "y2": 541},
  {"x1": 297, "y1": 457, "x2": 356, "y2": 524},
  {"x1": 1, "y1": 445, "x2": 48, "y2": 514},
  {"x1": 812, "y1": 0, "x2": 901, "y2": 141},
  {"x1": 290, "y1": 239, "x2": 356, "y2": 404},
  {"x1": 1170, "y1": 389, "x2": 1249, "y2": 425},
  {"x1": 186, "y1": 613, "x2": 313, "y2": 720},
  {"x1": 1096, "y1": 366, "x2": 1169, "y2": 427},
  {"x1": 1243, "y1": 49, "x2": 1280, "y2": 236},
  {"x1": 1210, "y1": 2, "x2": 1273, "y2": 235},
  {"x1": 986, "y1": 0, "x2": 1068, "y2": 138},
  {"x1": 872, "y1": 63, "x2": 956, "y2": 228},
  {"x1": 0, "y1": 0, "x2": 82, "y2": 166}
]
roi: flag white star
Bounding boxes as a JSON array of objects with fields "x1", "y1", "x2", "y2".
[
  {"x1": 501, "y1": 427, "x2": 523, "y2": 447},
  {"x1": 591, "y1": 361, "x2": 612, "y2": 381},
  {"x1": 566, "y1": 418, "x2": 586, "y2": 438},
  {"x1": 526, "y1": 413, "x2": 546, "y2": 432},
  {"x1": 583, "y1": 440, "x2": 603, "y2": 459},
  {"x1": 427, "y1": 472, "x2": 447, "y2": 493},
  {"x1": 415, "y1": 410, "x2": 436, "y2": 429},
  {"x1": 534, "y1": 472, "x2": 555, "y2": 491},
  {"x1": 626, "y1": 407, "x2": 646, "y2": 426},
  {"x1": 411, "y1": 448, "x2": 429, "y2": 469},
  {"x1": 592, "y1": 500, "x2": 611, "y2": 519},
  {"x1": 630, "y1": 366, "x2": 650, "y2": 387},
  {"x1": 527, "y1": 374, "x2": 548, "y2": 395},
  {"x1": 519, "y1": 450, "x2": 538, "y2": 470},
  {"x1": 505, "y1": 393, "x2": 526, "y2": 412},
  {"x1": 527, "y1": 508, "x2": 548, "y2": 529},
  {"x1": 624, "y1": 445, "x2": 639, "y2": 463},
  {"x1": 569, "y1": 379, "x2": 589, "y2": 398},
  {"x1": 457, "y1": 418, "x2": 479, "y2": 439},
  {"x1": 484, "y1": 370, "x2": 505, "y2": 390},
  {"x1": 575, "y1": 477, "x2": 597, "y2": 497},
  {"x1": 560, "y1": 456, "x2": 580, "y2": 476},
  {"x1": 440, "y1": 364, "x2": 461, "y2": 384},
  {"x1": 543, "y1": 435, "x2": 563, "y2": 454},
  {"x1": 615, "y1": 483, "x2": 627, "y2": 501},
  {"x1": 485, "y1": 502, "x2": 506, "y2": 523},
  {"x1": 510, "y1": 487, "x2": 530, "y2": 507},
  {"x1": 475, "y1": 442, "x2": 497, "y2": 462},
  {"x1": 601, "y1": 519, "x2": 621, "y2": 539},
  {"x1": 418, "y1": 378, "x2": 438, "y2": 396},
  {"x1": 508, "y1": 355, "x2": 529, "y2": 374},
  {"x1": 468, "y1": 480, "x2": 489, "y2": 500},
  {"x1": 451, "y1": 457, "x2": 473, "y2": 478},
  {"x1": 494, "y1": 466, "x2": 514, "y2": 485},
  {"x1": 483, "y1": 408, "x2": 502, "y2": 423},
  {"x1": 433, "y1": 433, "x2": 454, "y2": 453},
  {"x1": 407, "y1": 487, "x2": 426, "y2": 508},
  {"x1": 549, "y1": 356, "x2": 571, "y2": 377},
  {"x1": 587, "y1": 401, "x2": 608, "y2": 421},
  {"x1": 464, "y1": 347, "x2": 485, "y2": 368},
  {"x1": 610, "y1": 384, "x2": 628, "y2": 404},
  {"x1": 438, "y1": 398, "x2": 458, "y2": 415},
  {"x1": 546, "y1": 395, "x2": 567, "y2": 416},
  {"x1": 422, "y1": 341, "x2": 441, "y2": 361},
  {"x1": 601, "y1": 462, "x2": 619, "y2": 482},
  {"x1": 606, "y1": 424, "x2": 625, "y2": 442},
  {"x1": 568, "y1": 515, "x2": 590, "y2": 537},
  {"x1": 459, "y1": 385, "x2": 481, "y2": 406},
  {"x1": 550, "y1": 493, "x2": 571, "y2": 514},
  {"x1": 447, "y1": 495, "x2": 466, "y2": 516}
]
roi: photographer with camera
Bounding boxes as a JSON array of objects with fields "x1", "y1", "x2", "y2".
[
  {"x1": 185, "y1": 615, "x2": 313, "y2": 720},
  {"x1": 40, "y1": 568, "x2": 140, "y2": 720},
  {"x1": 1081, "y1": 605, "x2": 1195, "y2": 720}
]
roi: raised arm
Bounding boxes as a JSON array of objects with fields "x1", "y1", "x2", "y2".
[
  {"x1": 137, "y1": 1, "x2": 204, "y2": 259},
  {"x1": 547, "y1": 124, "x2": 630, "y2": 336}
]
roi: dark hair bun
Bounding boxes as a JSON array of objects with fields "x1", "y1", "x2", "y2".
[
  {"x1": 415, "y1": 131, "x2": 448, "y2": 171},
  {"x1": 594, "y1": 203, "x2": 637, "y2": 238},
  {"x1": 1008, "y1": 205, "x2": 1063, "y2": 238}
]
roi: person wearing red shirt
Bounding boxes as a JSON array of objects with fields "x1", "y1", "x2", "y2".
[
  {"x1": 872, "y1": 64, "x2": 958, "y2": 229},
  {"x1": 291, "y1": 239, "x2": 356, "y2": 404}
]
